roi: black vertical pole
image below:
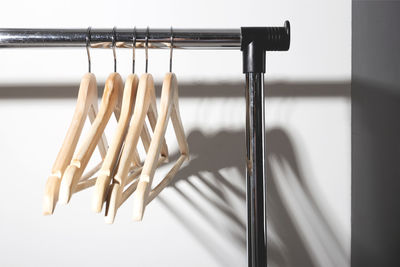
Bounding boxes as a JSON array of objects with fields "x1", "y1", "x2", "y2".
[
  {"x1": 241, "y1": 22, "x2": 290, "y2": 267},
  {"x1": 245, "y1": 72, "x2": 266, "y2": 267}
]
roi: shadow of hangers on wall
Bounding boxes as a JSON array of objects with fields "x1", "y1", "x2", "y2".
[{"x1": 154, "y1": 128, "x2": 349, "y2": 267}]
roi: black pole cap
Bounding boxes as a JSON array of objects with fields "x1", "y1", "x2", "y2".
[{"x1": 241, "y1": 21, "x2": 290, "y2": 73}]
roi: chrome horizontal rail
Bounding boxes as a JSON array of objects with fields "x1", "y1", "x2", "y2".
[
  {"x1": 0, "y1": 28, "x2": 241, "y2": 49},
  {"x1": 0, "y1": 22, "x2": 290, "y2": 51}
]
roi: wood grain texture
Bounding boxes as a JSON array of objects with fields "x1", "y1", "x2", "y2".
[
  {"x1": 42, "y1": 73, "x2": 108, "y2": 215},
  {"x1": 104, "y1": 73, "x2": 169, "y2": 224},
  {"x1": 92, "y1": 74, "x2": 139, "y2": 213},
  {"x1": 59, "y1": 72, "x2": 123, "y2": 204},
  {"x1": 132, "y1": 73, "x2": 189, "y2": 221},
  {"x1": 91, "y1": 73, "x2": 156, "y2": 214}
]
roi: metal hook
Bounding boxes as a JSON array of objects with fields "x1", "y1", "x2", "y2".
[
  {"x1": 86, "y1": 27, "x2": 91, "y2": 73},
  {"x1": 145, "y1": 26, "x2": 149, "y2": 73},
  {"x1": 112, "y1": 26, "x2": 117, "y2": 72},
  {"x1": 169, "y1": 26, "x2": 174, "y2": 72},
  {"x1": 132, "y1": 26, "x2": 136, "y2": 73}
]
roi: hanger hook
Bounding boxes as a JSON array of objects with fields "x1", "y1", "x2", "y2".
[
  {"x1": 86, "y1": 27, "x2": 91, "y2": 73},
  {"x1": 169, "y1": 26, "x2": 174, "y2": 73},
  {"x1": 132, "y1": 26, "x2": 136, "y2": 73},
  {"x1": 145, "y1": 26, "x2": 149, "y2": 73},
  {"x1": 112, "y1": 26, "x2": 117, "y2": 72}
]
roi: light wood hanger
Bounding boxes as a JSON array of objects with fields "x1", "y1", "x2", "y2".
[
  {"x1": 104, "y1": 73, "x2": 169, "y2": 223},
  {"x1": 92, "y1": 73, "x2": 152, "y2": 213},
  {"x1": 59, "y1": 72, "x2": 124, "y2": 204},
  {"x1": 132, "y1": 72, "x2": 189, "y2": 221},
  {"x1": 42, "y1": 73, "x2": 108, "y2": 215}
]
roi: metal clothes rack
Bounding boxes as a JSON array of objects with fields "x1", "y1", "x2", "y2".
[{"x1": 0, "y1": 23, "x2": 290, "y2": 267}]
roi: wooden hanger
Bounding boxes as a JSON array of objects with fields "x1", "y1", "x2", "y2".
[
  {"x1": 104, "y1": 73, "x2": 169, "y2": 223},
  {"x1": 42, "y1": 73, "x2": 108, "y2": 215},
  {"x1": 132, "y1": 72, "x2": 189, "y2": 221},
  {"x1": 59, "y1": 72, "x2": 124, "y2": 204},
  {"x1": 92, "y1": 73, "x2": 154, "y2": 213}
]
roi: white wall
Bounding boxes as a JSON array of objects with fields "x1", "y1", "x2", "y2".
[{"x1": 0, "y1": 0, "x2": 351, "y2": 266}]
